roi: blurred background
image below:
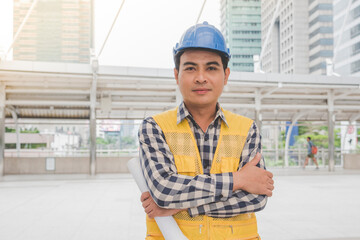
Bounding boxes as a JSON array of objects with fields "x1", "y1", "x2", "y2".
[{"x1": 0, "y1": 0, "x2": 360, "y2": 239}]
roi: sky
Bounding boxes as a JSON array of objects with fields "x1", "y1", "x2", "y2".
[{"x1": 0, "y1": 0, "x2": 221, "y2": 69}]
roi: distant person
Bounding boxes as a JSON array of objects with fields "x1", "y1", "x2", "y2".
[
  {"x1": 138, "y1": 22, "x2": 274, "y2": 239},
  {"x1": 303, "y1": 137, "x2": 319, "y2": 169}
]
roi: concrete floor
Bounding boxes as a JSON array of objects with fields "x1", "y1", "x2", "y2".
[{"x1": 0, "y1": 167, "x2": 359, "y2": 240}]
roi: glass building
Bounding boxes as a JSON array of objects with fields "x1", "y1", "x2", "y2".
[
  {"x1": 333, "y1": 0, "x2": 360, "y2": 76},
  {"x1": 13, "y1": 0, "x2": 92, "y2": 63},
  {"x1": 220, "y1": 0, "x2": 262, "y2": 72}
]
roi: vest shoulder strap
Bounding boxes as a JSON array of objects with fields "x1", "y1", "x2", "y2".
[
  {"x1": 222, "y1": 109, "x2": 253, "y2": 136},
  {"x1": 153, "y1": 108, "x2": 182, "y2": 132}
]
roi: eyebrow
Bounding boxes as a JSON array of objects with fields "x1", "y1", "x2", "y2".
[
  {"x1": 206, "y1": 61, "x2": 221, "y2": 66},
  {"x1": 182, "y1": 61, "x2": 221, "y2": 66}
]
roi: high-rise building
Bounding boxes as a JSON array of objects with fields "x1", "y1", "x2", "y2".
[
  {"x1": 13, "y1": 0, "x2": 91, "y2": 63},
  {"x1": 333, "y1": 0, "x2": 360, "y2": 76},
  {"x1": 220, "y1": 0, "x2": 262, "y2": 72},
  {"x1": 261, "y1": 0, "x2": 280, "y2": 73},
  {"x1": 261, "y1": 0, "x2": 309, "y2": 74},
  {"x1": 261, "y1": 0, "x2": 333, "y2": 75},
  {"x1": 309, "y1": 0, "x2": 333, "y2": 75}
]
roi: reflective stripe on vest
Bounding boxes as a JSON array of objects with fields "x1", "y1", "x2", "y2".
[{"x1": 147, "y1": 107, "x2": 260, "y2": 240}]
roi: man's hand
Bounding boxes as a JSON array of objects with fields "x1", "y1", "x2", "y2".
[
  {"x1": 233, "y1": 153, "x2": 274, "y2": 196},
  {"x1": 140, "y1": 192, "x2": 183, "y2": 219}
]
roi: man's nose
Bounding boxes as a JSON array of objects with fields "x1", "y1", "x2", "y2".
[{"x1": 195, "y1": 69, "x2": 207, "y2": 83}]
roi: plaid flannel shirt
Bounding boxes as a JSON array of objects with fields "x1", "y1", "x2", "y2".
[{"x1": 138, "y1": 102, "x2": 267, "y2": 218}]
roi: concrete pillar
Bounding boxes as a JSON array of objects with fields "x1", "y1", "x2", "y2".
[
  {"x1": 15, "y1": 116, "x2": 20, "y2": 157},
  {"x1": 90, "y1": 58, "x2": 98, "y2": 175},
  {"x1": 274, "y1": 123, "x2": 279, "y2": 165},
  {"x1": 284, "y1": 123, "x2": 294, "y2": 167},
  {"x1": 255, "y1": 89, "x2": 262, "y2": 131},
  {"x1": 328, "y1": 90, "x2": 335, "y2": 172},
  {"x1": 90, "y1": 112, "x2": 96, "y2": 175},
  {"x1": 9, "y1": 109, "x2": 20, "y2": 157},
  {"x1": 328, "y1": 111, "x2": 335, "y2": 171},
  {"x1": 255, "y1": 110, "x2": 262, "y2": 131},
  {"x1": 176, "y1": 87, "x2": 182, "y2": 106},
  {"x1": 0, "y1": 83, "x2": 5, "y2": 177}
]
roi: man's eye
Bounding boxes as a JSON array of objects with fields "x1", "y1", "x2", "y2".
[
  {"x1": 185, "y1": 67, "x2": 195, "y2": 71},
  {"x1": 208, "y1": 66, "x2": 217, "y2": 70}
]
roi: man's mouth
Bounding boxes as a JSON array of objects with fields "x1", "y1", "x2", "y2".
[{"x1": 193, "y1": 88, "x2": 211, "y2": 94}]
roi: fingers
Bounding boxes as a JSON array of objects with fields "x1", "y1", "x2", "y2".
[
  {"x1": 141, "y1": 192, "x2": 152, "y2": 210},
  {"x1": 249, "y1": 152, "x2": 262, "y2": 166},
  {"x1": 265, "y1": 189, "x2": 273, "y2": 197},
  {"x1": 140, "y1": 191, "x2": 150, "y2": 202},
  {"x1": 142, "y1": 197, "x2": 151, "y2": 209},
  {"x1": 266, "y1": 171, "x2": 273, "y2": 178},
  {"x1": 145, "y1": 206, "x2": 153, "y2": 215},
  {"x1": 266, "y1": 179, "x2": 274, "y2": 197}
]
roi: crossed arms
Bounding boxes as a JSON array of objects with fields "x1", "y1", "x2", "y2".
[{"x1": 139, "y1": 117, "x2": 274, "y2": 218}]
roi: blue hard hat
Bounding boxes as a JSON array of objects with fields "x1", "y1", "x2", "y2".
[{"x1": 173, "y1": 21, "x2": 231, "y2": 60}]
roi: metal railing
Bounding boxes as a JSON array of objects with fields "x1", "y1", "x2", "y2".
[
  {"x1": 4, "y1": 148, "x2": 357, "y2": 168},
  {"x1": 4, "y1": 149, "x2": 138, "y2": 158},
  {"x1": 262, "y1": 148, "x2": 355, "y2": 168}
]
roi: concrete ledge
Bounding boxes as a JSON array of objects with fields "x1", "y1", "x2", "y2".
[
  {"x1": 343, "y1": 154, "x2": 360, "y2": 169},
  {"x1": 96, "y1": 157, "x2": 132, "y2": 173},
  {"x1": 4, "y1": 157, "x2": 133, "y2": 175}
]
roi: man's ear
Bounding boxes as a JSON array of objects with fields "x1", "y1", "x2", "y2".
[
  {"x1": 224, "y1": 67, "x2": 230, "y2": 85},
  {"x1": 174, "y1": 68, "x2": 179, "y2": 85}
]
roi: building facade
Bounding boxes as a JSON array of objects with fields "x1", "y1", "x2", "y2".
[
  {"x1": 220, "y1": 0, "x2": 262, "y2": 72},
  {"x1": 309, "y1": 0, "x2": 334, "y2": 75},
  {"x1": 13, "y1": 0, "x2": 91, "y2": 63},
  {"x1": 333, "y1": 0, "x2": 360, "y2": 76},
  {"x1": 261, "y1": 0, "x2": 333, "y2": 75},
  {"x1": 261, "y1": 0, "x2": 309, "y2": 74}
]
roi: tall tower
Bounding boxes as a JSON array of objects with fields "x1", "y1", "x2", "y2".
[
  {"x1": 261, "y1": 0, "x2": 280, "y2": 73},
  {"x1": 261, "y1": 0, "x2": 309, "y2": 74},
  {"x1": 13, "y1": 0, "x2": 91, "y2": 63},
  {"x1": 309, "y1": 0, "x2": 334, "y2": 75},
  {"x1": 220, "y1": 0, "x2": 262, "y2": 72},
  {"x1": 333, "y1": 0, "x2": 360, "y2": 76}
]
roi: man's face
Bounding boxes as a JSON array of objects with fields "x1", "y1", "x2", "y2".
[{"x1": 174, "y1": 49, "x2": 230, "y2": 110}]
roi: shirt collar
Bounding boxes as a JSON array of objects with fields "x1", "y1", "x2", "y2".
[{"x1": 177, "y1": 101, "x2": 229, "y2": 127}]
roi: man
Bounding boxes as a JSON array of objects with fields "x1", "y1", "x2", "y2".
[
  {"x1": 303, "y1": 136, "x2": 319, "y2": 169},
  {"x1": 138, "y1": 22, "x2": 274, "y2": 239}
]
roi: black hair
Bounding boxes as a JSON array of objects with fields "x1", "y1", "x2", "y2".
[
  {"x1": 307, "y1": 137, "x2": 311, "y2": 140},
  {"x1": 174, "y1": 48, "x2": 229, "y2": 72}
]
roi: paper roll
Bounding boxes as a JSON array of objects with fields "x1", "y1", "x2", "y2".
[{"x1": 127, "y1": 157, "x2": 188, "y2": 240}]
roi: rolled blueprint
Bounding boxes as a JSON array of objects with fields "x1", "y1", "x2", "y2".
[{"x1": 127, "y1": 157, "x2": 188, "y2": 240}]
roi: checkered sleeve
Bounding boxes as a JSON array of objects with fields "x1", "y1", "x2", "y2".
[
  {"x1": 138, "y1": 117, "x2": 234, "y2": 209},
  {"x1": 188, "y1": 122, "x2": 268, "y2": 217}
]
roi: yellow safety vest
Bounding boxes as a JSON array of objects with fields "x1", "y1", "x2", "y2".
[{"x1": 146, "y1": 107, "x2": 260, "y2": 240}]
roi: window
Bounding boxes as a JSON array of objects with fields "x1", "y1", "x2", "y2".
[
  {"x1": 309, "y1": 27, "x2": 333, "y2": 38},
  {"x1": 353, "y1": 5, "x2": 360, "y2": 19},
  {"x1": 309, "y1": 50, "x2": 333, "y2": 61},
  {"x1": 309, "y1": 38, "x2": 333, "y2": 50},
  {"x1": 351, "y1": 24, "x2": 360, "y2": 39},
  {"x1": 309, "y1": 15, "x2": 333, "y2": 28},
  {"x1": 352, "y1": 42, "x2": 360, "y2": 56},
  {"x1": 351, "y1": 60, "x2": 360, "y2": 74},
  {"x1": 309, "y1": 4, "x2": 333, "y2": 17},
  {"x1": 310, "y1": 62, "x2": 327, "y2": 72}
]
